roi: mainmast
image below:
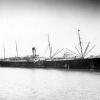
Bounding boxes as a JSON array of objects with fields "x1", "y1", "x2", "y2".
[
  {"x1": 78, "y1": 29, "x2": 84, "y2": 58},
  {"x1": 75, "y1": 29, "x2": 95, "y2": 58}
]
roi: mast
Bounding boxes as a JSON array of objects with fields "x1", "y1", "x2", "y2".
[
  {"x1": 15, "y1": 41, "x2": 18, "y2": 57},
  {"x1": 78, "y1": 29, "x2": 84, "y2": 58},
  {"x1": 48, "y1": 34, "x2": 52, "y2": 58},
  {"x1": 3, "y1": 45, "x2": 5, "y2": 59}
]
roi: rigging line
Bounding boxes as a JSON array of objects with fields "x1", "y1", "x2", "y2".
[
  {"x1": 84, "y1": 45, "x2": 95, "y2": 57},
  {"x1": 52, "y1": 48, "x2": 64, "y2": 58},
  {"x1": 51, "y1": 49, "x2": 60, "y2": 58},
  {"x1": 66, "y1": 48, "x2": 80, "y2": 57},
  {"x1": 83, "y1": 42, "x2": 90, "y2": 57},
  {"x1": 75, "y1": 46, "x2": 81, "y2": 55}
]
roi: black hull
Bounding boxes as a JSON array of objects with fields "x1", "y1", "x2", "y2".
[
  {"x1": 0, "y1": 58, "x2": 100, "y2": 71},
  {"x1": 0, "y1": 61, "x2": 44, "y2": 68},
  {"x1": 43, "y1": 58, "x2": 100, "y2": 70}
]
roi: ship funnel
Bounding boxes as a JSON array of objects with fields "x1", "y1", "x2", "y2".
[{"x1": 32, "y1": 47, "x2": 36, "y2": 57}]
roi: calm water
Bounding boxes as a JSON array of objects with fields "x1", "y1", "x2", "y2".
[{"x1": 0, "y1": 68, "x2": 100, "y2": 100}]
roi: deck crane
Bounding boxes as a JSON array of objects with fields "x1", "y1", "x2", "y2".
[
  {"x1": 76, "y1": 29, "x2": 95, "y2": 58},
  {"x1": 47, "y1": 34, "x2": 64, "y2": 59}
]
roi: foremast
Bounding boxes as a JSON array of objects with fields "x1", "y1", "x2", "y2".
[{"x1": 48, "y1": 34, "x2": 52, "y2": 59}]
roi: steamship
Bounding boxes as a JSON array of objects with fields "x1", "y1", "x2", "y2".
[
  {"x1": 43, "y1": 29, "x2": 100, "y2": 70},
  {"x1": 0, "y1": 29, "x2": 100, "y2": 70}
]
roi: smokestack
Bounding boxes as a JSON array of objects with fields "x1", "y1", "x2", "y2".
[{"x1": 32, "y1": 47, "x2": 36, "y2": 57}]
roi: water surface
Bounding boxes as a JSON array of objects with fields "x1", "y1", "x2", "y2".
[{"x1": 0, "y1": 68, "x2": 100, "y2": 100}]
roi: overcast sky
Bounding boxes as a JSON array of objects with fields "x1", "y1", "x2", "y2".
[{"x1": 0, "y1": 0, "x2": 100, "y2": 58}]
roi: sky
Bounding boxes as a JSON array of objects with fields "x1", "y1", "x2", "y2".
[{"x1": 0, "y1": 0, "x2": 100, "y2": 58}]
